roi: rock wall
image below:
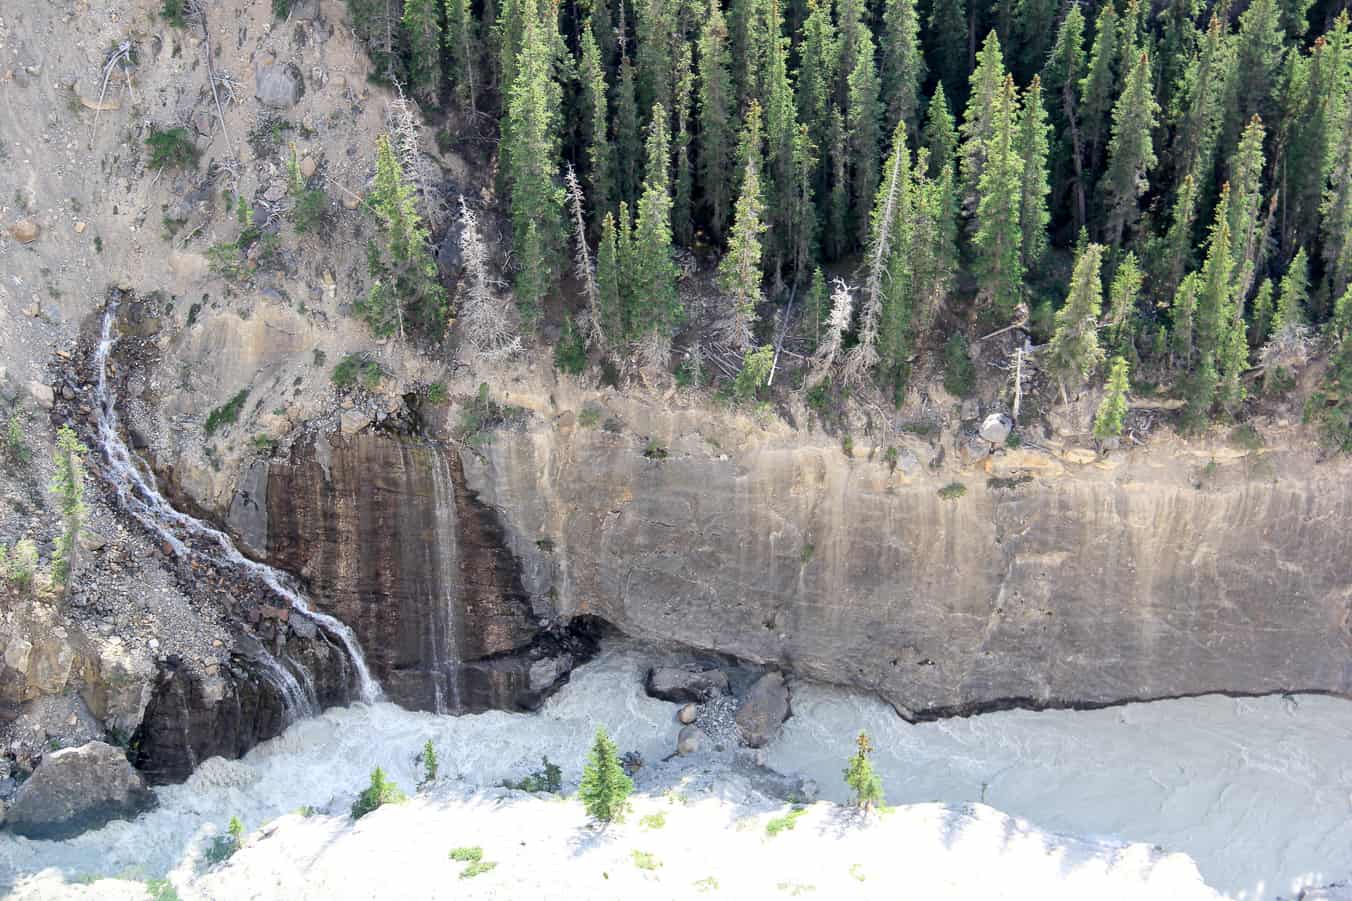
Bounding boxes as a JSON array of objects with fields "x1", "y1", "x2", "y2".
[
  {"x1": 234, "y1": 432, "x2": 572, "y2": 713},
  {"x1": 461, "y1": 418, "x2": 1352, "y2": 718}
]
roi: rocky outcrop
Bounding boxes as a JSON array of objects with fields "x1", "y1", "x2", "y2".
[
  {"x1": 735, "y1": 672, "x2": 791, "y2": 747},
  {"x1": 2, "y1": 741, "x2": 154, "y2": 839},
  {"x1": 645, "y1": 667, "x2": 730, "y2": 703},
  {"x1": 463, "y1": 419, "x2": 1352, "y2": 720},
  {"x1": 240, "y1": 432, "x2": 581, "y2": 713}
]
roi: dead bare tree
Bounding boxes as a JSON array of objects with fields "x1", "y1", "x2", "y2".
[
  {"x1": 388, "y1": 87, "x2": 449, "y2": 229},
  {"x1": 807, "y1": 280, "x2": 855, "y2": 389},
  {"x1": 564, "y1": 165, "x2": 604, "y2": 349},
  {"x1": 841, "y1": 141, "x2": 907, "y2": 385},
  {"x1": 457, "y1": 197, "x2": 521, "y2": 362}
]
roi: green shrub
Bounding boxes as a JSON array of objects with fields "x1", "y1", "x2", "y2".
[
  {"x1": 449, "y1": 846, "x2": 483, "y2": 863},
  {"x1": 1229, "y1": 423, "x2": 1264, "y2": 451},
  {"x1": 331, "y1": 354, "x2": 383, "y2": 391},
  {"x1": 841, "y1": 434, "x2": 854, "y2": 457},
  {"x1": 460, "y1": 860, "x2": 497, "y2": 879},
  {"x1": 252, "y1": 435, "x2": 277, "y2": 454},
  {"x1": 4, "y1": 413, "x2": 29, "y2": 466},
  {"x1": 643, "y1": 438, "x2": 669, "y2": 460},
  {"x1": 937, "y1": 481, "x2": 967, "y2": 500},
  {"x1": 734, "y1": 345, "x2": 775, "y2": 401},
  {"x1": 578, "y1": 405, "x2": 602, "y2": 428},
  {"x1": 204, "y1": 390, "x2": 249, "y2": 436},
  {"x1": 419, "y1": 739, "x2": 438, "y2": 785},
  {"x1": 553, "y1": 319, "x2": 588, "y2": 375},
  {"x1": 639, "y1": 811, "x2": 667, "y2": 829},
  {"x1": 422, "y1": 382, "x2": 449, "y2": 405},
  {"x1": 502, "y1": 757, "x2": 562, "y2": 793},
  {"x1": 631, "y1": 850, "x2": 661, "y2": 870},
  {"x1": 204, "y1": 816, "x2": 244, "y2": 864},
  {"x1": 765, "y1": 806, "x2": 807, "y2": 836},
  {"x1": 292, "y1": 189, "x2": 331, "y2": 234},
  {"x1": 146, "y1": 127, "x2": 200, "y2": 171},
  {"x1": 843, "y1": 733, "x2": 884, "y2": 812},
  {"x1": 161, "y1": 0, "x2": 187, "y2": 27},
  {"x1": 2, "y1": 539, "x2": 38, "y2": 591},
  {"x1": 350, "y1": 766, "x2": 406, "y2": 819},
  {"x1": 942, "y1": 333, "x2": 976, "y2": 398},
  {"x1": 146, "y1": 877, "x2": 180, "y2": 901}
]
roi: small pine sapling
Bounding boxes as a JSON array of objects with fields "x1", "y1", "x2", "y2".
[
  {"x1": 578, "y1": 727, "x2": 633, "y2": 824},
  {"x1": 843, "y1": 732, "x2": 884, "y2": 813}
]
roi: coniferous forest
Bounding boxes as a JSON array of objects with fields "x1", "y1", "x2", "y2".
[{"x1": 347, "y1": 0, "x2": 1352, "y2": 445}]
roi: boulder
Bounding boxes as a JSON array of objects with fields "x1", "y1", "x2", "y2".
[
  {"x1": 2, "y1": 741, "x2": 155, "y2": 839},
  {"x1": 255, "y1": 64, "x2": 305, "y2": 109},
  {"x1": 27, "y1": 381, "x2": 54, "y2": 410},
  {"x1": 644, "y1": 666, "x2": 729, "y2": 703},
  {"x1": 676, "y1": 725, "x2": 705, "y2": 756},
  {"x1": 979, "y1": 413, "x2": 1013, "y2": 445},
  {"x1": 676, "y1": 703, "x2": 699, "y2": 725},
  {"x1": 10, "y1": 219, "x2": 40, "y2": 243},
  {"x1": 734, "y1": 672, "x2": 790, "y2": 748}
]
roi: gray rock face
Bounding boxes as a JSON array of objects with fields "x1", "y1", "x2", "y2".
[
  {"x1": 979, "y1": 413, "x2": 1013, "y2": 445},
  {"x1": 735, "y1": 672, "x2": 790, "y2": 748},
  {"x1": 645, "y1": 667, "x2": 729, "y2": 703},
  {"x1": 463, "y1": 426, "x2": 1352, "y2": 719},
  {"x1": 3, "y1": 741, "x2": 155, "y2": 839},
  {"x1": 255, "y1": 64, "x2": 305, "y2": 109}
]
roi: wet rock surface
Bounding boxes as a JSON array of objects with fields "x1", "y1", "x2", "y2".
[
  {"x1": 2, "y1": 741, "x2": 155, "y2": 839},
  {"x1": 735, "y1": 672, "x2": 791, "y2": 748}
]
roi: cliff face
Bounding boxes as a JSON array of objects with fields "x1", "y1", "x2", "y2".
[
  {"x1": 460, "y1": 417, "x2": 1352, "y2": 718},
  {"x1": 232, "y1": 432, "x2": 577, "y2": 714}
]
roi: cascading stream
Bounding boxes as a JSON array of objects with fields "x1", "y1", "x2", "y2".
[{"x1": 90, "y1": 301, "x2": 380, "y2": 709}]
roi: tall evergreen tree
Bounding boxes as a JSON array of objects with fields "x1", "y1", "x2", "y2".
[
  {"x1": 927, "y1": 0, "x2": 969, "y2": 107},
  {"x1": 1230, "y1": 0, "x2": 1284, "y2": 141},
  {"x1": 1105, "y1": 251, "x2": 1143, "y2": 355},
  {"x1": 1016, "y1": 75, "x2": 1051, "y2": 274},
  {"x1": 959, "y1": 31, "x2": 1008, "y2": 211},
  {"x1": 1079, "y1": 1, "x2": 1119, "y2": 174},
  {"x1": 1100, "y1": 52, "x2": 1158, "y2": 248},
  {"x1": 1048, "y1": 242, "x2": 1107, "y2": 395},
  {"x1": 504, "y1": 8, "x2": 565, "y2": 327},
  {"x1": 596, "y1": 210, "x2": 626, "y2": 353},
  {"x1": 1281, "y1": 16, "x2": 1350, "y2": 259},
  {"x1": 881, "y1": 0, "x2": 926, "y2": 140},
  {"x1": 1042, "y1": 4, "x2": 1088, "y2": 231},
  {"x1": 445, "y1": 0, "x2": 482, "y2": 111},
  {"x1": 845, "y1": 18, "x2": 883, "y2": 246},
  {"x1": 1272, "y1": 247, "x2": 1310, "y2": 333},
  {"x1": 797, "y1": 0, "x2": 838, "y2": 223},
  {"x1": 1164, "y1": 16, "x2": 1232, "y2": 249},
  {"x1": 1093, "y1": 355, "x2": 1132, "y2": 440},
  {"x1": 402, "y1": 0, "x2": 443, "y2": 101},
  {"x1": 1226, "y1": 116, "x2": 1267, "y2": 298},
  {"x1": 923, "y1": 83, "x2": 958, "y2": 178},
  {"x1": 630, "y1": 106, "x2": 681, "y2": 339},
  {"x1": 1321, "y1": 90, "x2": 1352, "y2": 302},
  {"x1": 672, "y1": 44, "x2": 697, "y2": 247},
  {"x1": 719, "y1": 151, "x2": 767, "y2": 351},
  {"x1": 1187, "y1": 184, "x2": 1241, "y2": 419},
  {"x1": 974, "y1": 76, "x2": 1024, "y2": 320},
  {"x1": 579, "y1": 27, "x2": 615, "y2": 229},
  {"x1": 697, "y1": 0, "x2": 735, "y2": 239},
  {"x1": 1250, "y1": 278, "x2": 1275, "y2": 347},
  {"x1": 615, "y1": 55, "x2": 642, "y2": 207},
  {"x1": 1012, "y1": 0, "x2": 1058, "y2": 83}
]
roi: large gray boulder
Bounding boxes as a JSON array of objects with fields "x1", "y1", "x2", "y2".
[
  {"x1": 255, "y1": 64, "x2": 305, "y2": 109},
  {"x1": 645, "y1": 667, "x2": 729, "y2": 703},
  {"x1": 734, "y1": 672, "x2": 790, "y2": 748},
  {"x1": 3, "y1": 741, "x2": 155, "y2": 839},
  {"x1": 979, "y1": 413, "x2": 1013, "y2": 445}
]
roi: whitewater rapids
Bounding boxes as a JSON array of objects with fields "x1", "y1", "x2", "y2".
[{"x1": 0, "y1": 644, "x2": 1348, "y2": 899}]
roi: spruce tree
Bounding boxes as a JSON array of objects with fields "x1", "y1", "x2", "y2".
[
  {"x1": 1188, "y1": 184, "x2": 1241, "y2": 420},
  {"x1": 445, "y1": 0, "x2": 481, "y2": 111},
  {"x1": 1250, "y1": 278, "x2": 1275, "y2": 347},
  {"x1": 1321, "y1": 90, "x2": 1352, "y2": 302},
  {"x1": 927, "y1": 0, "x2": 969, "y2": 107},
  {"x1": 402, "y1": 0, "x2": 443, "y2": 101},
  {"x1": 1105, "y1": 251, "x2": 1143, "y2": 355},
  {"x1": 923, "y1": 83, "x2": 958, "y2": 178},
  {"x1": 881, "y1": 0, "x2": 925, "y2": 140},
  {"x1": 974, "y1": 76, "x2": 1024, "y2": 320},
  {"x1": 596, "y1": 210, "x2": 627, "y2": 354},
  {"x1": 1013, "y1": 0, "x2": 1058, "y2": 83},
  {"x1": 843, "y1": 732, "x2": 884, "y2": 812},
  {"x1": 1042, "y1": 4, "x2": 1088, "y2": 231},
  {"x1": 672, "y1": 44, "x2": 696, "y2": 247},
  {"x1": 1231, "y1": 0, "x2": 1284, "y2": 139},
  {"x1": 50, "y1": 426, "x2": 86, "y2": 591},
  {"x1": 630, "y1": 107, "x2": 681, "y2": 339},
  {"x1": 697, "y1": 1, "x2": 735, "y2": 239},
  {"x1": 1165, "y1": 16, "x2": 1231, "y2": 228},
  {"x1": 579, "y1": 28, "x2": 615, "y2": 228},
  {"x1": 959, "y1": 31, "x2": 1008, "y2": 211},
  {"x1": 504, "y1": 9, "x2": 565, "y2": 327},
  {"x1": 719, "y1": 152, "x2": 767, "y2": 352},
  {"x1": 804, "y1": 266, "x2": 829, "y2": 347},
  {"x1": 878, "y1": 126, "x2": 919, "y2": 393},
  {"x1": 1016, "y1": 75, "x2": 1051, "y2": 274},
  {"x1": 1048, "y1": 242, "x2": 1107, "y2": 395},
  {"x1": 845, "y1": 23, "x2": 883, "y2": 247},
  {"x1": 1226, "y1": 116, "x2": 1267, "y2": 297},
  {"x1": 1171, "y1": 271, "x2": 1200, "y2": 363},
  {"x1": 578, "y1": 727, "x2": 633, "y2": 823},
  {"x1": 911, "y1": 150, "x2": 957, "y2": 332},
  {"x1": 1100, "y1": 52, "x2": 1158, "y2": 248},
  {"x1": 1079, "y1": 1, "x2": 1118, "y2": 174},
  {"x1": 1093, "y1": 356, "x2": 1131, "y2": 440},
  {"x1": 1272, "y1": 248, "x2": 1309, "y2": 334},
  {"x1": 615, "y1": 56, "x2": 642, "y2": 208},
  {"x1": 797, "y1": 0, "x2": 838, "y2": 225}
]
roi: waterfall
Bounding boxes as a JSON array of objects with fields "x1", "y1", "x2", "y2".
[
  {"x1": 427, "y1": 447, "x2": 462, "y2": 713},
  {"x1": 90, "y1": 301, "x2": 380, "y2": 710}
]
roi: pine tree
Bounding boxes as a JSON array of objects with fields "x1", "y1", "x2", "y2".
[
  {"x1": 50, "y1": 426, "x2": 86, "y2": 590},
  {"x1": 362, "y1": 135, "x2": 449, "y2": 341},
  {"x1": 1282, "y1": 16, "x2": 1350, "y2": 259},
  {"x1": 402, "y1": 0, "x2": 443, "y2": 101},
  {"x1": 1227, "y1": 116, "x2": 1267, "y2": 296},
  {"x1": 697, "y1": 1, "x2": 735, "y2": 239},
  {"x1": 1079, "y1": 1, "x2": 1118, "y2": 174},
  {"x1": 1250, "y1": 278, "x2": 1275, "y2": 347},
  {"x1": 1012, "y1": 0, "x2": 1058, "y2": 83},
  {"x1": 578, "y1": 727, "x2": 633, "y2": 823},
  {"x1": 420, "y1": 739, "x2": 439, "y2": 785},
  {"x1": 804, "y1": 266, "x2": 828, "y2": 347},
  {"x1": 1231, "y1": 0, "x2": 1284, "y2": 137},
  {"x1": 1171, "y1": 271, "x2": 1200, "y2": 362},
  {"x1": 634, "y1": 0, "x2": 676, "y2": 117},
  {"x1": 1042, "y1": 4, "x2": 1088, "y2": 231},
  {"x1": 843, "y1": 732, "x2": 884, "y2": 812},
  {"x1": 630, "y1": 106, "x2": 681, "y2": 339},
  {"x1": 845, "y1": 22, "x2": 883, "y2": 247},
  {"x1": 1166, "y1": 16, "x2": 1232, "y2": 229},
  {"x1": 1156, "y1": 171, "x2": 1200, "y2": 296},
  {"x1": 1186, "y1": 184, "x2": 1240, "y2": 421},
  {"x1": 974, "y1": 76, "x2": 1024, "y2": 320},
  {"x1": 927, "y1": 0, "x2": 969, "y2": 107},
  {"x1": 1016, "y1": 75, "x2": 1051, "y2": 274},
  {"x1": 1321, "y1": 87, "x2": 1352, "y2": 302},
  {"x1": 719, "y1": 151, "x2": 767, "y2": 351},
  {"x1": 615, "y1": 56, "x2": 642, "y2": 208},
  {"x1": 881, "y1": 0, "x2": 925, "y2": 140},
  {"x1": 596, "y1": 210, "x2": 627, "y2": 354},
  {"x1": 1105, "y1": 251, "x2": 1143, "y2": 355},
  {"x1": 1093, "y1": 355, "x2": 1131, "y2": 440},
  {"x1": 911, "y1": 150, "x2": 957, "y2": 332},
  {"x1": 1048, "y1": 242, "x2": 1106, "y2": 395},
  {"x1": 1100, "y1": 52, "x2": 1158, "y2": 248},
  {"x1": 672, "y1": 44, "x2": 696, "y2": 247},
  {"x1": 797, "y1": 0, "x2": 838, "y2": 224},
  {"x1": 504, "y1": 9, "x2": 565, "y2": 328},
  {"x1": 445, "y1": 0, "x2": 481, "y2": 111},
  {"x1": 579, "y1": 28, "x2": 615, "y2": 227},
  {"x1": 959, "y1": 31, "x2": 1008, "y2": 212},
  {"x1": 825, "y1": 108, "x2": 850, "y2": 260},
  {"x1": 923, "y1": 83, "x2": 958, "y2": 178},
  {"x1": 1272, "y1": 248, "x2": 1309, "y2": 334}
]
